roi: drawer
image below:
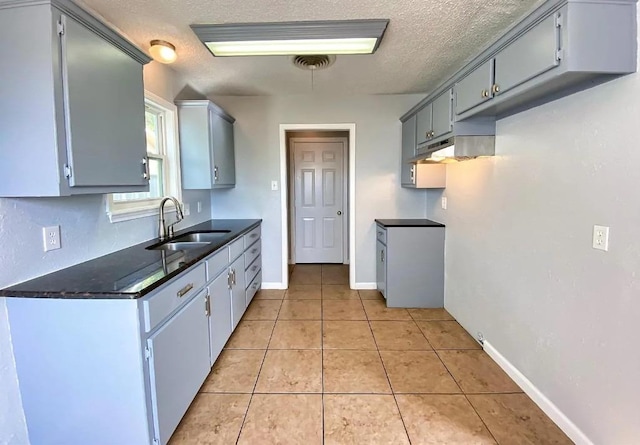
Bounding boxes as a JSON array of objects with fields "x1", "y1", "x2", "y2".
[
  {"x1": 245, "y1": 255, "x2": 261, "y2": 286},
  {"x1": 243, "y1": 225, "x2": 261, "y2": 249},
  {"x1": 143, "y1": 263, "x2": 206, "y2": 332},
  {"x1": 229, "y1": 237, "x2": 244, "y2": 262},
  {"x1": 244, "y1": 240, "x2": 261, "y2": 270},
  {"x1": 245, "y1": 270, "x2": 262, "y2": 306},
  {"x1": 376, "y1": 225, "x2": 387, "y2": 244},
  {"x1": 205, "y1": 247, "x2": 229, "y2": 281}
]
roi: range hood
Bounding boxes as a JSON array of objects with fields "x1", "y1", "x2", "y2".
[{"x1": 409, "y1": 135, "x2": 495, "y2": 164}]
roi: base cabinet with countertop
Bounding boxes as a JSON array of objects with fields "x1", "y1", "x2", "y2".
[
  {"x1": 2, "y1": 219, "x2": 261, "y2": 445},
  {"x1": 375, "y1": 219, "x2": 445, "y2": 308}
]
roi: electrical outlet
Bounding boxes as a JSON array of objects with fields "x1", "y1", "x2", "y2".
[
  {"x1": 441, "y1": 196, "x2": 448, "y2": 210},
  {"x1": 43, "y1": 226, "x2": 61, "y2": 252},
  {"x1": 197, "y1": 201, "x2": 202, "y2": 213},
  {"x1": 183, "y1": 203, "x2": 191, "y2": 216},
  {"x1": 592, "y1": 225, "x2": 610, "y2": 251},
  {"x1": 271, "y1": 180, "x2": 279, "y2": 191}
]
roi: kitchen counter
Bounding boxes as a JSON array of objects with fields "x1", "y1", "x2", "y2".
[
  {"x1": 0, "y1": 219, "x2": 261, "y2": 299},
  {"x1": 375, "y1": 218, "x2": 445, "y2": 227}
]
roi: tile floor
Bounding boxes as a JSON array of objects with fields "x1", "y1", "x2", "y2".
[{"x1": 169, "y1": 264, "x2": 573, "y2": 445}]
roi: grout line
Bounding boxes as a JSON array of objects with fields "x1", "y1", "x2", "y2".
[{"x1": 320, "y1": 273, "x2": 325, "y2": 445}]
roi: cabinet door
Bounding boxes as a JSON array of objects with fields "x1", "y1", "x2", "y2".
[
  {"x1": 230, "y1": 256, "x2": 247, "y2": 329},
  {"x1": 494, "y1": 13, "x2": 560, "y2": 95},
  {"x1": 455, "y1": 59, "x2": 493, "y2": 115},
  {"x1": 401, "y1": 115, "x2": 417, "y2": 187},
  {"x1": 431, "y1": 89, "x2": 453, "y2": 139},
  {"x1": 61, "y1": 14, "x2": 147, "y2": 188},
  {"x1": 209, "y1": 274, "x2": 233, "y2": 366},
  {"x1": 415, "y1": 104, "x2": 433, "y2": 146},
  {"x1": 211, "y1": 113, "x2": 236, "y2": 187},
  {"x1": 147, "y1": 290, "x2": 210, "y2": 445},
  {"x1": 376, "y1": 240, "x2": 387, "y2": 298}
]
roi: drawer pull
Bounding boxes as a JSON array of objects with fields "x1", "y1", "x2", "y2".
[
  {"x1": 250, "y1": 233, "x2": 258, "y2": 238},
  {"x1": 177, "y1": 283, "x2": 194, "y2": 298},
  {"x1": 252, "y1": 282, "x2": 258, "y2": 289},
  {"x1": 251, "y1": 248, "x2": 258, "y2": 254},
  {"x1": 252, "y1": 265, "x2": 258, "y2": 272}
]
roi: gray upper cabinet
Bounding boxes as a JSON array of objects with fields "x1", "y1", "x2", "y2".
[
  {"x1": 415, "y1": 103, "x2": 433, "y2": 146},
  {"x1": 431, "y1": 89, "x2": 453, "y2": 139},
  {"x1": 0, "y1": 0, "x2": 151, "y2": 197},
  {"x1": 177, "y1": 100, "x2": 236, "y2": 189},
  {"x1": 401, "y1": 115, "x2": 417, "y2": 187},
  {"x1": 455, "y1": 60, "x2": 493, "y2": 115}
]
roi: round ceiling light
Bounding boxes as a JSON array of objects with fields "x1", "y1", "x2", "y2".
[{"x1": 149, "y1": 40, "x2": 177, "y2": 64}]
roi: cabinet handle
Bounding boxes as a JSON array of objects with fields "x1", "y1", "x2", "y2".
[
  {"x1": 142, "y1": 157, "x2": 150, "y2": 180},
  {"x1": 250, "y1": 233, "x2": 258, "y2": 239},
  {"x1": 481, "y1": 89, "x2": 489, "y2": 98},
  {"x1": 492, "y1": 84, "x2": 500, "y2": 94},
  {"x1": 177, "y1": 283, "x2": 193, "y2": 298},
  {"x1": 410, "y1": 165, "x2": 415, "y2": 183},
  {"x1": 251, "y1": 248, "x2": 258, "y2": 254},
  {"x1": 252, "y1": 282, "x2": 259, "y2": 289},
  {"x1": 231, "y1": 269, "x2": 236, "y2": 286},
  {"x1": 214, "y1": 166, "x2": 219, "y2": 182},
  {"x1": 227, "y1": 271, "x2": 233, "y2": 289},
  {"x1": 205, "y1": 295, "x2": 211, "y2": 316}
]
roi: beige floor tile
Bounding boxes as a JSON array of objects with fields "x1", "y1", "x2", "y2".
[
  {"x1": 408, "y1": 308, "x2": 455, "y2": 321},
  {"x1": 359, "y1": 290, "x2": 385, "y2": 300},
  {"x1": 322, "y1": 284, "x2": 359, "y2": 300},
  {"x1": 254, "y1": 289, "x2": 285, "y2": 300},
  {"x1": 200, "y1": 350, "x2": 265, "y2": 393},
  {"x1": 324, "y1": 395, "x2": 410, "y2": 444},
  {"x1": 396, "y1": 394, "x2": 496, "y2": 445},
  {"x1": 278, "y1": 300, "x2": 321, "y2": 320},
  {"x1": 380, "y1": 351, "x2": 460, "y2": 393},
  {"x1": 321, "y1": 264, "x2": 349, "y2": 284},
  {"x1": 370, "y1": 321, "x2": 433, "y2": 350},
  {"x1": 323, "y1": 350, "x2": 391, "y2": 393},
  {"x1": 255, "y1": 350, "x2": 322, "y2": 393},
  {"x1": 416, "y1": 320, "x2": 482, "y2": 350},
  {"x1": 323, "y1": 321, "x2": 377, "y2": 350},
  {"x1": 225, "y1": 320, "x2": 275, "y2": 349},
  {"x1": 438, "y1": 350, "x2": 521, "y2": 393},
  {"x1": 285, "y1": 284, "x2": 322, "y2": 300},
  {"x1": 242, "y1": 299, "x2": 282, "y2": 321},
  {"x1": 269, "y1": 320, "x2": 322, "y2": 349},
  {"x1": 322, "y1": 300, "x2": 367, "y2": 320},
  {"x1": 290, "y1": 265, "x2": 322, "y2": 285},
  {"x1": 468, "y1": 394, "x2": 572, "y2": 445},
  {"x1": 238, "y1": 394, "x2": 322, "y2": 445},
  {"x1": 362, "y1": 299, "x2": 413, "y2": 320},
  {"x1": 169, "y1": 393, "x2": 250, "y2": 445}
]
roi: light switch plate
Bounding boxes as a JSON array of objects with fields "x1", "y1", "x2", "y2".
[
  {"x1": 441, "y1": 197, "x2": 448, "y2": 210},
  {"x1": 43, "y1": 225, "x2": 61, "y2": 252},
  {"x1": 197, "y1": 201, "x2": 202, "y2": 213},
  {"x1": 271, "y1": 180, "x2": 279, "y2": 191},
  {"x1": 592, "y1": 225, "x2": 610, "y2": 251}
]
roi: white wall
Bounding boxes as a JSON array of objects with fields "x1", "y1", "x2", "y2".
[
  {"x1": 0, "y1": 62, "x2": 210, "y2": 444},
  {"x1": 208, "y1": 94, "x2": 427, "y2": 287},
  {"x1": 426, "y1": 48, "x2": 640, "y2": 443}
]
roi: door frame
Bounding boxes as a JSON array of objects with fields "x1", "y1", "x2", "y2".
[
  {"x1": 289, "y1": 136, "x2": 349, "y2": 265},
  {"x1": 279, "y1": 124, "x2": 356, "y2": 289}
]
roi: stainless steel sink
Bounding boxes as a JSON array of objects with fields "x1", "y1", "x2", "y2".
[
  {"x1": 172, "y1": 231, "x2": 231, "y2": 243},
  {"x1": 148, "y1": 241, "x2": 212, "y2": 251}
]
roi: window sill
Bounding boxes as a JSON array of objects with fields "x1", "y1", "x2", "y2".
[{"x1": 107, "y1": 205, "x2": 161, "y2": 223}]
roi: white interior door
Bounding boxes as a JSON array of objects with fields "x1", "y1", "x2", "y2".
[{"x1": 292, "y1": 138, "x2": 346, "y2": 263}]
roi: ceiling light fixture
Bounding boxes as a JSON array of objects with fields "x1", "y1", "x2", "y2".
[
  {"x1": 149, "y1": 40, "x2": 177, "y2": 64},
  {"x1": 191, "y1": 20, "x2": 389, "y2": 57}
]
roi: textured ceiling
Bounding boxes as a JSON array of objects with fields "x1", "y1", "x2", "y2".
[{"x1": 79, "y1": 0, "x2": 542, "y2": 96}]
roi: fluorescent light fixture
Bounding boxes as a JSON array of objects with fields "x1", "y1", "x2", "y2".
[{"x1": 191, "y1": 20, "x2": 389, "y2": 57}]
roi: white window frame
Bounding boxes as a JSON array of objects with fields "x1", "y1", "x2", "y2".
[{"x1": 107, "y1": 91, "x2": 182, "y2": 223}]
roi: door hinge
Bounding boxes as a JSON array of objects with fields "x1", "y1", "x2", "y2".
[
  {"x1": 57, "y1": 20, "x2": 65, "y2": 36},
  {"x1": 152, "y1": 438, "x2": 160, "y2": 445},
  {"x1": 144, "y1": 346, "x2": 152, "y2": 360},
  {"x1": 554, "y1": 11, "x2": 562, "y2": 28},
  {"x1": 63, "y1": 164, "x2": 72, "y2": 179},
  {"x1": 556, "y1": 48, "x2": 564, "y2": 61}
]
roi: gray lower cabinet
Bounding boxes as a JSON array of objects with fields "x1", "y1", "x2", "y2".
[
  {"x1": 0, "y1": 0, "x2": 151, "y2": 197},
  {"x1": 177, "y1": 100, "x2": 236, "y2": 189},
  {"x1": 147, "y1": 289, "x2": 211, "y2": 445},
  {"x1": 375, "y1": 223, "x2": 445, "y2": 308},
  {"x1": 208, "y1": 270, "x2": 233, "y2": 366},
  {"x1": 230, "y1": 254, "x2": 247, "y2": 329}
]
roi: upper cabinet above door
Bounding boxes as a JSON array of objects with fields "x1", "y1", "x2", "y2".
[
  {"x1": 176, "y1": 100, "x2": 236, "y2": 190},
  {"x1": 0, "y1": 0, "x2": 151, "y2": 197}
]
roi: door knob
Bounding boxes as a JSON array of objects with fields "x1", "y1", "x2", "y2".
[{"x1": 337, "y1": 211, "x2": 342, "y2": 215}]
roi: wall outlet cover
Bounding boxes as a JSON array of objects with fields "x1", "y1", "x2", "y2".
[
  {"x1": 43, "y1": 225, "x2": 61, "y2": 252},
  {"x1": 441, "y1": 196, "x2": 448, "y2": 210},
  {"x1": 197, "y1": 201, "x2": 202, "y2": 213},
  {"x1": 592, "y1": 225, "x2": 610, "y2": 251},
  {"x1": 183, "y1": 203, "x2": 191, "y2": 216}
]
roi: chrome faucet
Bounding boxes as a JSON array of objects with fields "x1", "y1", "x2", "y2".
[{"x1": 158, "y1": 196, "x2": 184, "y2": 241}]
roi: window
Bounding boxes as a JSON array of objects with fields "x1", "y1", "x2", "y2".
[{"x1": 107, "y1": 91, "x2": 181, "y2": 222}]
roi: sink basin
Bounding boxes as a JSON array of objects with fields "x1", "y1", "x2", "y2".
[
  {"x1": 173, "y1": 230, "x2": 231, "y2": 243},
  {"x1": 148, "y1": 241, "x2": 212, "y2": 251}
]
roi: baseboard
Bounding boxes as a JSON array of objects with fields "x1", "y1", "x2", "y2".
[
  {"x1": 483, "y1": 341, "x2": 593, "y2": 445},
  {"x1": 354, "y1": 282, "x2": 376, "y2": 290},
  {"x1": 261, "y1": 282, "x2": 286, "y2": 290}
]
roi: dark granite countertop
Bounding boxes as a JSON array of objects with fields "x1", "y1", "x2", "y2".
[
  {"x1": 0, "y1": 219, "x2": 261, "y2": 300},
  {"x1": 375, "y1": 219, "x2": 445, "y2": 228}
]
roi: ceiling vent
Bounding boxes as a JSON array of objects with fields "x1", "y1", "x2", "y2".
[{"x1": 292, "y1": 55, "x2": 336, "y2": 71}]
